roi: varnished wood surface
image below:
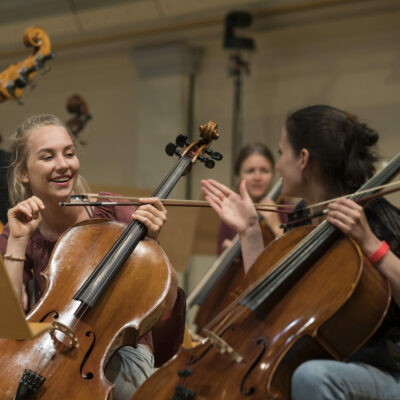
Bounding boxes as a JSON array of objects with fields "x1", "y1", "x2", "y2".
[
  {"x1": 0, "y1": 219, "x2": 173, "y2": 399},
  {"x1": 131, "y1": 226, "x2": 390, "y2": 400}
]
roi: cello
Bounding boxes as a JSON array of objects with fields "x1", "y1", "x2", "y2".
[
  {"x1": 0, "y1": 122, "x2": 221, "y2": 399},
  {"x1": 66, "y1": 94, "x2": 92, "y2": 145},
  {"x1": 0, "y1": 26, "x2": 54, "y2": 228},
  {"x1": 189, "y1": 179, "x2": 283, "y2": 332},
  {"x1": 0, "y1": 26, "x2": 54, "y2": 103},
  {"x1": 131, "y1": 154, "x2": 400, "y2": 400}
]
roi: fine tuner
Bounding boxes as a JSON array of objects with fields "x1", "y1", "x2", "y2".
[{"x1": 166, "y1": 134, "x2": 223, "y2": 169}]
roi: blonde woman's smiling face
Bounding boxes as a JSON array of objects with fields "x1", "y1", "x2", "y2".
[{"x1": 21, "y1": 125, "x2": 80, "y2": 202}]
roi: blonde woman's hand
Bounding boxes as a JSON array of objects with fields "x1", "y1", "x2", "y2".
[
  {"x1": 7, "y1": 196, "x2": 45, "y2": 242},
  {"x1": 132, "y1": 197, "x2": 167, "y2": 240}
]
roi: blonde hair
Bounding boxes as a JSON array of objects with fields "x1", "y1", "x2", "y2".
[{"x1": 8, "y1": 114, "x2": 89, "y2": 205}]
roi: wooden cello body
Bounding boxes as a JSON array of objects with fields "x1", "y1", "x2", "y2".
[
  {"x1": 0, "y1": 220, "x2": 173, "y2": 399},
  {"x1": 132, "y1": 227, "x2": 390, "y2": 400},
  {"x1": 131, "y1": 155, "x2": 400, "y2": 400}
]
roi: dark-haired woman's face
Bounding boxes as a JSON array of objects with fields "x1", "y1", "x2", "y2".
[
  {"x1": 276, "y1": 127, "x2": 304, "y2": 198},
  {"x1": 239, "y1": 153, "x2": 273, "y2": 202}
]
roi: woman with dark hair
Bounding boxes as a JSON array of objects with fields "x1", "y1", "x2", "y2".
[
  {"x1": 217, "y1": 142, "x2": 283, "y2": 255},
  {"x1": 202, "y1": 105, "x2": 400, "y2": 399}
]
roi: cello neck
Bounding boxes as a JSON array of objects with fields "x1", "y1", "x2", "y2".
[
  {"x1": 74, "y1": 156, "x2": 193, "y2": 308},
  {"x1": 73, "y1": 117, "x2": 223, "y2": 309},
  {"x1": 267, "y1": 178, "x2": 283, "y2": 202}
]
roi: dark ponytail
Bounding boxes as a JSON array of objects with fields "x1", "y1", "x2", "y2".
[{"x1": 285, "y1": 105, "x2": 378, "y2": 195}]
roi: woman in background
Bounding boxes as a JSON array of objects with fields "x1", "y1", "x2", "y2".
[{"x1": 217, "y1": 142, "x2": 283, "y2": 255}]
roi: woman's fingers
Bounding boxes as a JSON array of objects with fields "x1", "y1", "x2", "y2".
[
  {"x1": 7, "y1": 196, "x2": 45, "y2": 240},
  {"x1": 201, "y1": 179, "x2": 234, "y2": 202},
  {"x1": 326, "y1": 198, "x2": 372, "y2": 244},
  {"x1": 132, "y1": 197, "x2": 167, "y2": 239}
]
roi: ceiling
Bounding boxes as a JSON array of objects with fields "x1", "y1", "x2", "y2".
[{"x1": 0, "y1": 0, "x2": 397, "y2": 55}]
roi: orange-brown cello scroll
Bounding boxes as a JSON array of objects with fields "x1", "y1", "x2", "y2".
[
  {"x1": 131, "y1": 154, "x2": 400, "y2": 400},
  {"x1": 189, "y1": 179, "x2": 283, "y2": 333},
  {"x1": 0, "y1": 27, "x2": 54, "y2": 103},
  {"x1": 0, "y1": 122, "x2": 221, "y2": 399},
  {"x1": 66, "y1": 94, "x2": 92, "y2": 145}
]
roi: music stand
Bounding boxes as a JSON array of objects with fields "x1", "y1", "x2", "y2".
[{"x1": 0, "y1": 256, "x2": 51, "y2": 339}]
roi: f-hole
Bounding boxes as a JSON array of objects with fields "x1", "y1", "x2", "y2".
[
  {"x1": 80, "y1": 331, "x2": 96, "y2": 379},
  {"x1": 240, "y1": 337, "x2": 267, "y2": 396}
]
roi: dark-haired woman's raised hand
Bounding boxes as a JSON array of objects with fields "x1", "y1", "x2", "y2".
[
  {"x1": 201, "y1": 179, "x2": 259, "y2": 234},
  {"x1": 202, "y1": 179, "x2": 264, "y2": 272}
]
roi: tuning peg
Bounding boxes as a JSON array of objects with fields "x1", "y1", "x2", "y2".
[
  {"x1": 175, "y1": 134, "x2": 188, "y2": 147},
  {"x1": 204, "y1": 148, "x2": 223, "y2": 161},
  {"x1": 212, "y1": 152, "x2": 223, "y2": 161},
  {"x1": 198, "y1": 155, "x2": 215, "y2": 169},
  {"x1": 165, "y1": 142, "x2": 178, "y2": 157},
  {"x1": 204, "y1": 158, "x2": 215, "y2": 169},
  {"x1": 15, "y1": 76, "x2": 27, "y2": 88}
]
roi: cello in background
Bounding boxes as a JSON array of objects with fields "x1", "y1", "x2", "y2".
[
  {"x1": 66, "y1": 94, "x2": 92, "y2": 145},
  {"x1": 189, "y1": 179, "x2": 283, "y2": 332},
  {"x1": 0, "y1": 26, "x2": 54, "y2": 229},
  {"x1": 0, "y1": 26, "x2": 54, "y2": 103},
  {"x1": 0, "y1": 122, "x2": 221, "y2": 399},
  {"x1": 131, "y1": 154, "x2": 400, "y2": 400}
]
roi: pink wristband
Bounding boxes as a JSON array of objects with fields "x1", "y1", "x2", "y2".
[{"x1": 368, "y1": 241, "x2": 390, "y2": 264}]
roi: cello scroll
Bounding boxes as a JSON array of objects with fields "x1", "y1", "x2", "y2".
[
  {"x1": 166, "y1": 121, "x2": 222, "y2": 172},
  {"x1": 66, "y1": 94, "x2": 92, "y2": 145},
  {"x1": 0, "y1": 27, "x2": 54, "y2": 103}
]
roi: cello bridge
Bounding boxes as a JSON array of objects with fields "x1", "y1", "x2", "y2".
[{"x1": 203, "y1": 328, "x2": 243, "y2": 363}]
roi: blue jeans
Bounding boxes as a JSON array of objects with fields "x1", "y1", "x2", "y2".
[{"x1": 291, "y1": 359, "x2": 400, "y2": 400}]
